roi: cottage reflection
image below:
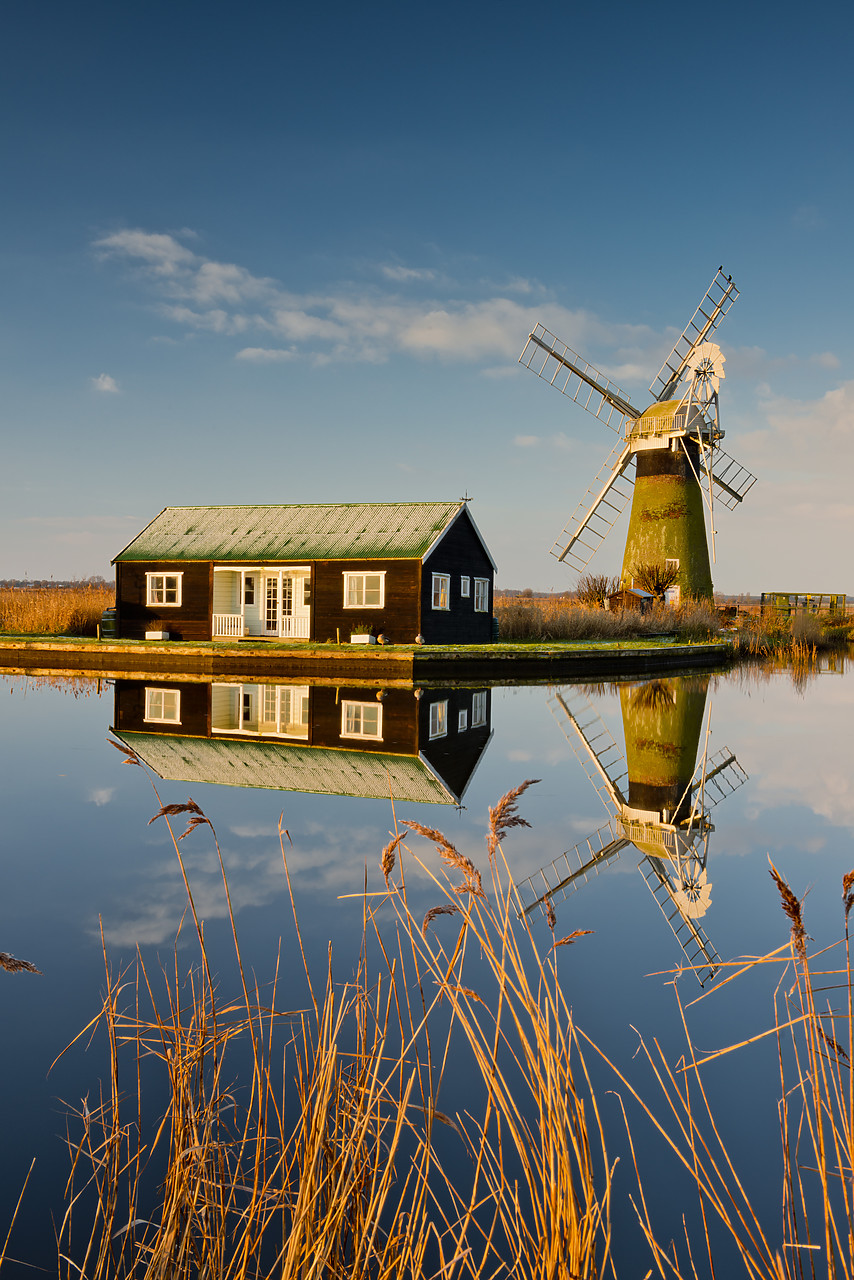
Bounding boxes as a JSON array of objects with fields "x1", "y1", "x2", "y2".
[
  {"x1": 517, "y1": 676, "x2": 747, "y2": 984},
  {"x1": 112, "y1": 679, "x2": 492, "y2": 806}
]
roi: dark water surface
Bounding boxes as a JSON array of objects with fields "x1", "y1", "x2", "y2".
[{"x1": 2, "y1": 662, "x2": 853, "y2": 1273}]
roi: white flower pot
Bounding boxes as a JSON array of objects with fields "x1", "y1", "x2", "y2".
[{"x1": 350, "y1": 634, "x2": 377, "y2": 644}]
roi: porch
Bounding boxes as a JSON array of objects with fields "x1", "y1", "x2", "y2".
[{"x1": 212, "y1": 567, "x2": 311, "y2": 640}]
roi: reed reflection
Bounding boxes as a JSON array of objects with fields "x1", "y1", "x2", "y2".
[
  {"x1": 518, "y1": 675, "x2": 747, "y2": 984},
  {"x1": 112, "y1": 678, "x2": 492, "y2": 807}
]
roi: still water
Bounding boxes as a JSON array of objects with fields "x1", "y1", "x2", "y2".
[{"x1": 2, "y1": 661, "x2": 853, "y2": 1272}]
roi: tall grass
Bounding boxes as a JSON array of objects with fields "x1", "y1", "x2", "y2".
[
  {"x1": 46, "y1": 754, "x2": 614, "y2": 1279},
  {"x1": 494, "y1": 594, "x2": 719, "y2": 643},
  {"x1": 0, "y1": 584, "x2": 114, "y2": 636}
]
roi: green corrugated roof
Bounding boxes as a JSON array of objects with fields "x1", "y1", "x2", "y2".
[
  {"x1": 114, "y1": 502, "x2": 466, "y2": 563},
  {"x1": 117, "y1": 732, "x2": 457, "y2": 803}
]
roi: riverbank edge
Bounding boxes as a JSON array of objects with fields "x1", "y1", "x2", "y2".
[{"x1": 0, "y1": 636, "x2": 732, "y2": 682}]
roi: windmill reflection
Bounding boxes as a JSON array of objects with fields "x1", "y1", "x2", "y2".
[
  {"x1": 112, "y1": 679, "x2": 492, "y2": 807},
  {"x1": 517, "y1": 676, "x2": 747, "y2": 984}
]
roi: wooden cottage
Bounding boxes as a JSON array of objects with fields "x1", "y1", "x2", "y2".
[
  {"x1": 112, "y1": 678, "x2": 493, "y2": 806},
  {"x1": 113, "y1": 501, "x2": 496, "y2": 645}
]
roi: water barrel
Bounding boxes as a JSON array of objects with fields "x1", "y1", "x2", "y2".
[
  {"x1": 491, "y1": 616, "x2": 500, "y2": 642},
  {"x1": 100, "y1": 608, "x2": 117, "y2": 638}
]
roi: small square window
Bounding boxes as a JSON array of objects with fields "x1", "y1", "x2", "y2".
[
  {"x1": 344, "y1": 572, "x2": 385, "y2": 608},
  {"x1": 460, "y1": 576, "x2": 470, "y2": 598},
  {"x1": 665, "y1": 559, "x2": 680, "y2": 572},
  {"x1": 458, "y1": 709, "x2": 468, "y2": 732},
  {"x1": 429, "y1": 700, "x2": 448, "y2": 739},
  {"x1": 432, "y1": 573, "x2": 450, "y2": 610},
  {"x1": 146, "y1": 573, "x2": 183, "y2": 607},
  {"x1": 144, "y1": 687, "x2": 181, "y2": 724},
  {"x1": 472, "y1": 691, "x2": 487, "y2": 727},
  {"x1": 341, "y1": 701, "x2": 383, "y2": 739},
  {"x1": 473, "y1": 578, "x2": 489, "y2": 612}
]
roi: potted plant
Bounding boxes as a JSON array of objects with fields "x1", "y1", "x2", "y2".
[{"x1": 349, "y1": 622, "x2": 377, "y2": 645}]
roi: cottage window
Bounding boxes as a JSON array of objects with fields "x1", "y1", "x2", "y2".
[
  {"x1": 429, "y1": 700, "x2": 448, "y2": 739},
  {"x1": 144, "y1": 687, "x2": 181, "y2": 724},
  {"x1": 473, "y1": 578, "x2": 489, "y2": 612},
  {"x1": 341, "y1": 700, "x2": 383, "y2": 740},
  {"x1": 344, "y1": 572, "x2": 385, "y2": 608},
  {"x1": 302, "y1": 577, "x2": 311, "y2": 606},
  {"x1": 244, "y1": 576, "x2": 255, "y2": 606},
  {"x1": 432, "y1": 573, "x2": 450, "y2": 610},
  {"x1": 471, "y1": 691, "x2": 487, "y2": 727},
  {"x1": 460, "y1": 576, "x2": 470, "y2": 598},
  {"x1": 146, "y1": 573, "x2": 183, "y2": 607},
  {"x1": 458, "y1": 709, "x2": 468, "y2": 732}
]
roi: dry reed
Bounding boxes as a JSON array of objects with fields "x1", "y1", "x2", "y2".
[
  {"x1": 0, "y1": 584, "x2": 114, "y2": 636},
  {"x1": 494, "y1": 594, "x2": 719, "y2": 643},
  {"x1": 43, "y1": 761, "x2": 614, "y2": 1279}
]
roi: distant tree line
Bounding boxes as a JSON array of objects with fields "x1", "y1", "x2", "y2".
[{"x1": 0, "y1": 576, "x2": 115, "y2": 589}]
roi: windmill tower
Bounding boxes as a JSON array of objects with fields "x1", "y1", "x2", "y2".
[
  {"x1": 519, "y1": 269, "x2": 756, "y2": 600},
  {"x1": 516, "y1": 679, "x2": 748, "y2": 984}
]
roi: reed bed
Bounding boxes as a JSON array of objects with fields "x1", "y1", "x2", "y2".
[
  {"x1": 0, "y1": 584, "x2": 114, "y2": 636},
  {"x1": 494, "y1": 594, "x2": 719, "y2": 643},
  {"x1": 580, "y1": 862, "x2": 854, "y2": 1280},
  {"x1": 46, "y1": 757, "x2": 614, "y2": 1280}
]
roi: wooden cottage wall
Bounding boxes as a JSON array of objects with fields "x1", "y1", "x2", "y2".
[
  {"x1": 112, "y1": 680, "x2": 210, "y2": 737},
  {"x1": 310, "y1": 686, "x2": 419, "y2": 754},
  {"x1": 312, "y1": 560, "x2": 421, "y2": 644},
  {"x1": 117, "y1": 561, "x2": 212, "y2": 641},
  {"x1": 420, "y1": 511, "x2": 494, "y2": 644},
  {"x1": 419, "y1": 688, "x2": 492, "y2": 798}
]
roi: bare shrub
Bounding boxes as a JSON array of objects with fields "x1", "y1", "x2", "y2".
[
  {"x1": 576, "y1": 573, "x2": 620, "y2": 607},
  {"x1": 629, "y1": 561, "x2": 681, "y2": 601}
]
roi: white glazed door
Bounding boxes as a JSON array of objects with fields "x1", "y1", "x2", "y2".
[{"x1": 264, "y1": 576, "x2": 279, "y2": 634}]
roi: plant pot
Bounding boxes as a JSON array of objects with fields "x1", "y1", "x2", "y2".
[{"x1": 350, "y1": 634, "x2": 377, "y2": 644}]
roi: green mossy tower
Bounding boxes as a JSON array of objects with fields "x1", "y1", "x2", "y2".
[
  {"x1": 621, "y1": 435, "x2": 714, "y2": 602},
  {"x1": 620, "y1": 676, "x2": 709, "y2": 826}
]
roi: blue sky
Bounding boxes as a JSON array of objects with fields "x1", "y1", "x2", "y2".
[{"x1": 2, "y1": 0, "x2": 852, "y2": 591}]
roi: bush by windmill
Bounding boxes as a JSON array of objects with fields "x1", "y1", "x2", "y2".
[{"x1": 519, "y1": 269, "x2": 757, "y2": 602}]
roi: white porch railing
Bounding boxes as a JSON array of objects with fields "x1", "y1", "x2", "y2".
[
  {"x1": 213, "y1": 614, "x2": 244, "y2": 638},
  {"x1": 279, "y1": 616, "x2": 310, "y2": 639}
]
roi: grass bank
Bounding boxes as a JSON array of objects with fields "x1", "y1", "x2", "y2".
[{"x1": 0, "y1": 584, "x2": 114, "y2": 636}]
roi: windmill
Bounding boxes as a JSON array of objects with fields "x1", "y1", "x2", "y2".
[
  {"x1": 518, "y1": 269, "x2": 756, "y2": 599},
  {"x1": 515, "y1": 678, "x2": 748, "y2": 985}
]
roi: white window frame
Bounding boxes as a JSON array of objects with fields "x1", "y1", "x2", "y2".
[
  {"x1": 458, "y1": 709, "x2": 468, "y2": 732},
  {"x1": 460, "y1": 576, "x2": 470, "y2": 598},
  {"x1": 343, "y1": 572, "x2": 386, "y2": 609},
  {"x1": 471, "y1": 691, "x2": 487, "y2": 728},
  {"x1": 429, "y1": 700, "x2": 448, "y2": 740},
  {"x1": 144, "y1": 687, "x2": 181, "y2": 724},
  {"x1": 473, "y1": 578, "x2": 489, "y2": 612},
  {"x1": 665, "y1": 558, "x2": 680, "y2": 572},
  {"x1": 146, "y1": 572, "x2": 183, "y2": 607},
  {"x1": 432, "y1": 573, "x2": 450, "y2": 610},
  {"x1": 340, "y1": 700, "x2": 383, "y2": 740}
]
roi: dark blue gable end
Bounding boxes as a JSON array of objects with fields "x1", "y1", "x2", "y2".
[{"x1": 419, "y1": 507, "x2": 494, "y2": 644}]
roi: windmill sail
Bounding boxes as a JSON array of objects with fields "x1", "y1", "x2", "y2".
[
  {"x1": 639, "y1": 857, "x2": 722, "y2": 986},
  {"x1": 550, "y1": 440, "x2": 635, "y2": 570},
  {"x1": 649, "y1": 269, "x2": 740, "y2": 403},
  {"x1": 708, "y1": 447, "x2": 757, "y2": 510},
  {"x1": 547, "y1": 686, "x2": 628, "y2": 809},
  {"x1": 519, "y1": 325, "x2": 638, "y2": 432},
  {"x1": 516, "y1": 820, "x2": 630, "y2": 916},
  {"x1": 690, "y1": 745, "x2": 748, "y2": 809}
]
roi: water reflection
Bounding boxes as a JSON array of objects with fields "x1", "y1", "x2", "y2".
[
  {"x1": 112, "y1": 678, "x2": 493, "y2": 806},
  {"x1": 518, "y1": 676, "x2": 748, "y2": 983}
]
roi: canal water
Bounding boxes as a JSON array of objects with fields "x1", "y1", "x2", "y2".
[{"x1": 1, "y1": 659, "x2": 852, "y2": 1274}]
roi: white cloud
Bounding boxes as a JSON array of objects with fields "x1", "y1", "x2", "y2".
[
  {"x1": 236, "y1": 346, "x2": 297, "y2": 362},
  {"x1": 92, "y1": 227, "x2": 673, "y2": 372},
  {"x1": 380, "y1": 265, "x2": 437, "y2": 282},
  {"x1": 91, "y1": 372, "x2": 120, "y2": 393},
  {"x1": 88, "y1": 787, "x2": 115, "y2": 806},
  {"x1": 812, "y1": 352, "x2": 840, "y2": 369},
  {"x1": 514, "y1": 435, "x2": 540, "y2": 447}
]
